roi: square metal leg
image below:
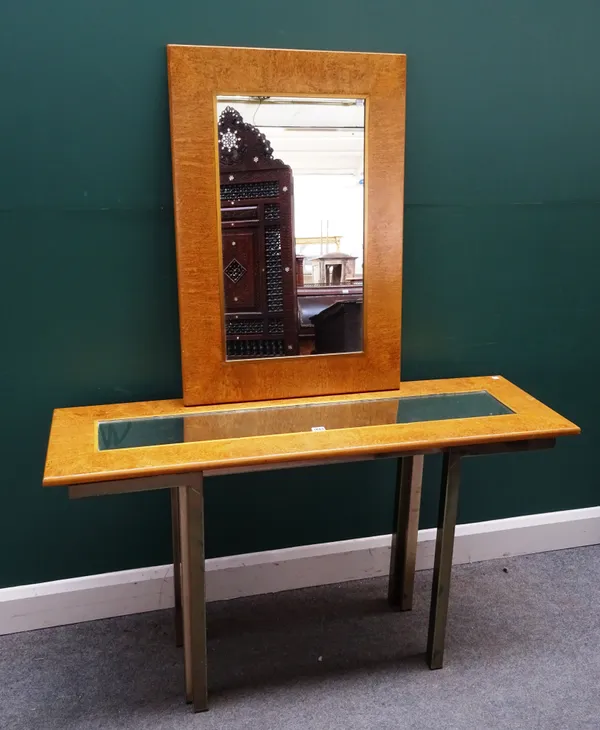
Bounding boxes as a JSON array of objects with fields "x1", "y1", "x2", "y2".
[
  {"x1": 171, "y1": 488, "x2": 183, "y2": 648},
  {"x1": 388, "y1": 455, "x2": 424, "y2": 611},
  {"x1": 179, "y1": 480, "x2": 208, "y2": 712},
  {"x1": 427, "y1": 450, "x2": 461, "y2": 670}
]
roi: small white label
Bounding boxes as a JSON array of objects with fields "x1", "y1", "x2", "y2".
[
  {"x1": 342, "y1": 288, "x2": 349, "y2": 294},
  {"x1": 311, "y1": 426, "x2": 326, "y2": 432}
]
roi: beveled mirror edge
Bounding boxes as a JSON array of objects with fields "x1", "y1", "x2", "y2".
[{"x1": 167, "y1": 44, "x2": 405, "y2": 406}]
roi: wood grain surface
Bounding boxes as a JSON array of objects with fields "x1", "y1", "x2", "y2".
[
  {"x1": 182, "y1": 399, "x2": 400, "y2": 442},
  {"x1": 167, "y1": 44, "x2": 406, "y2": 405},
  {"x1": 44, "y1": 376, "x2": 580, "y2": 487}
]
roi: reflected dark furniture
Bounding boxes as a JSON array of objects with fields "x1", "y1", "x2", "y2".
[
  {"x1": 297, "y1": 284, "x2": 363, "y2": 354},
  {"x1": 310, "y1": 300, "x2": 363, "y2": 354},
  {"x1": 219, "y1": 107, "x2": 298, "y2": 359}
]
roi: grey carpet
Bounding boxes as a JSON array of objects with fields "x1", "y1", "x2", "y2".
[{"x1": 1, "y1": 546, "x2": 600, "y2": 730}]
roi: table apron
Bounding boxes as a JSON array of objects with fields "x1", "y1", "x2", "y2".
[{"x1": 67, "y1": 438, "x2": 556, "y2": 499}]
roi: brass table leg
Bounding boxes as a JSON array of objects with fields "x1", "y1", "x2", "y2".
[
  {"x1": 388, "y1": 455, "x2": 424, "y2": 611},
  {"x1": 171, "y1": 488, "x2": 183, "y2": 648},
  {"x1": 179, "y1": 480, "x2": 208, "y2": 712},
  {"x1": 427, "y1": 450, "x2": 461, "y2": 670},
  {"x1": 179, "y1": 487, "x2": 193, "y2": 703}
]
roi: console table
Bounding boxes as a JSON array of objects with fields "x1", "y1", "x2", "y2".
[{"x1": 43, "y1": 376, "x2": 579, "y2": 712}]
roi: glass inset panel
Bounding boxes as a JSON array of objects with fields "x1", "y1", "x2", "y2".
[{"x1": 98, "y1": 391, "x2": 513, "y2": 451}]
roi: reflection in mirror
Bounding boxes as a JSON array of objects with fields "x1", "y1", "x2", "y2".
[{"x1": 217, "y1": 96, "x2": 365, "y2": 360}]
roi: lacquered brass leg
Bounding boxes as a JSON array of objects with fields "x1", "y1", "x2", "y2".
[
  {"x1": 388, "y1": 455, "x2": 424, "y2": 611},
  {"x1": 179, "y1": 487, "x2": 193, "y2": 703},
  {"x1": 180, "y1": 480, "x2": 208, "y2": 712},
  {"x1": 171, "y1": 488, "x2": 183, "y2": 648},
  {"x1": 427, "y1": 451, "x2": 461, "y2": 670}
]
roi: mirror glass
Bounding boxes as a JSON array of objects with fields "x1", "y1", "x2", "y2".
[{"x1": 216, "y1": 95, "x2": 365, "y2": 360}]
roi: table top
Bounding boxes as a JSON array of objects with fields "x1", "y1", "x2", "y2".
[{"x1": 43, "y1": 376, "x2": 579, "y2": 487}]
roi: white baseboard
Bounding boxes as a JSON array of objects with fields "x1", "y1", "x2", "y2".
[{"x1": 1, "y1": 507, "x2": 599, "y2": 635}]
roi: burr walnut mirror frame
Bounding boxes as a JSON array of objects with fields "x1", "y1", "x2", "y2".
[{"x1": 167, "y1": 44, "x2": 406, "y2": 406}]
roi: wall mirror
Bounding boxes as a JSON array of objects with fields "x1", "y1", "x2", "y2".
[
  {"x1": 217, "y1": 95, "x2": 365, "y2": 359},
  {"x1": 168, "y1": 45, "x2": 405, "y2": 405}
]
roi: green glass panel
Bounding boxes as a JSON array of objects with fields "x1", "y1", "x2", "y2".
[{"x1": 98, "y1": 390, "x2": 512, "y2": 451}]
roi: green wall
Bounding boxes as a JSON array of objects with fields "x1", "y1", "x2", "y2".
[{"x1": 1, "y1": 1, "x2": 598, "y2": 589}]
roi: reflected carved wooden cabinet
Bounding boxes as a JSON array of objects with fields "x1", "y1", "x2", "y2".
[{"x1": 219, "y1": 107, "x2": 299, "y2": 359}]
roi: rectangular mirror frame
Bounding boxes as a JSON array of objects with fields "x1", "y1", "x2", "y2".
[{"x1": 167, "y1": 44, "x2": 406, "y2": 406}]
